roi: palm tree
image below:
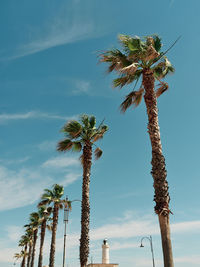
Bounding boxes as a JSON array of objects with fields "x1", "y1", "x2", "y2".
[
  {"x1": 37, "y1": 206, "x2": 52, "y2": 267},
  {"x1": 14, "y1": 251, "x2": 26, "y2": 266},
  {"x1": 57, "y1": 114, "x2": 108, "y2": 267},
  {"x1": 38, "y1": 184, "x2": 64, "y2": 267},
  {"x1": 18, "y1": 235, "x2": 29, "y2": 267},
  {"x1": 100, "y1": 34, "x2": 176, "y2": 267},
  {"x1": 25, "y1": 228, "x2": 33, "y2": 267},
  {"x1": 25, "y1": 212, "x2": 40, "y2": 267}
]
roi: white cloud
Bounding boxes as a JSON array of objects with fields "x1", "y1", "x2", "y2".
[
  {"x1": 42, "y1": 156, "x2": 79, "y2": 169},
  {"x1": 61, "y1": 173, "x2": 81, "y2": 187},
  {"x1": 171, "y1": 220, "x2": 200, "y2": 233},
  {"x1": 0, "y1": 156, "x2": 30, "y2": 165},
  {"x1": 38, "y1": 140, "x2": 56, "y2": 152},
  {"x1": 0, "y1": 165, "x2": 52, "y2": 211},
  {"x1": 8, "y1": 1, "x2": 100, "y2": 59},
  {"x1": 0, "y1": 155, "x2": 80, "y2": 211},
  {"x1": 72, "y1": 80, "x2": 91, "y2": 95},
  {"x1": 6, "y1": 226, "x2": 23, "y2": 242},
  {"x1": 0, "y1": 111, "x2": 77, "y2": 123}
]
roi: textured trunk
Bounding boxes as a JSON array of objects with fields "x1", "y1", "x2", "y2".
[
  {"x1": 80, "y1": 142, "x2": 92, "y2": 267},
  {"x1": 27, "y1": 242, "x2": 32, "y2": 267},
  {"x1": 30, "y1": 229, "x2": 38, "y2": 267},
  {"x1": 38, "y1": 219, "x2": 46, "y2": 267},
  {"x1": 49, "y1": 204, "x2": 59, "y2": 267},
  {"x1": 143, "y1": 69, "x2": 174, "y2": 267},
  {"x1": 21, "y1": 245, "x2": 27, "y2": 267}
]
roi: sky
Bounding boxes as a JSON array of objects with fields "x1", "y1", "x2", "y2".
[{"x1": 0, "y1": 0, "x2": 200, "y2": 266}]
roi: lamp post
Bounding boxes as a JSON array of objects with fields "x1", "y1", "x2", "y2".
[
  {"x1": 140, "y1": 235, "x2": 155, "y2": 267},
  {"x1": 62, "y1": 197, "x2": 81, "y2": 267}
]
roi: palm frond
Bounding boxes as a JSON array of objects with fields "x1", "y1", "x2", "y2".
[
  {"x1": 120, "y1": 88, "x2": 144, "y2": 112},
  {"x1": 113, "y1": 70, "x2": 142, "y2": 89},
  {"x1": 92, "y1": 125, "x2": 108, "y2": 142},
  {"x1": 94, "y1": 147, "x2": 103, "y2": 160},
  {"x1": 156, "y1": 83, "x2": 169, "y2": 97},
  {"x1": 99, "y1": 49, "x2": 131, "y2": 73},
  {"x1": 153, "y1": 57, "x2": 175, "y2": 78},
  {"x1": 62, "y1": 120, "x2": 82, "y2": 138},
  {"x1": 152, "y1": 35, "x2": 162, "y2": 52},
  {"x1": 120, "y1": 63, "x2": 138, "y2": 75},
  {"x1": 80, "y1": 114, "x2": 90, "y2": 128},
  {"x1": 118, "y1": 35, "x2": 142, "y2": 53},
  {"x1": 57, "y1": 139, "x2": 73, "y2": 152},
  {"x1": 89, "y1": 116, "x2": 96, "y2": 128}
]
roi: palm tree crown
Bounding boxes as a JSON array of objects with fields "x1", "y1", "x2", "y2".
[
  {"x1": 57, "y1": 114, "x2": 108, "y2": 159},
  {"x1": 100, "y1": 34, "x2": 175, "y2": 111}
]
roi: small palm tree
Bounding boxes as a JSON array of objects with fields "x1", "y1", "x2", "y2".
[
  {"x1": 18, "y1": 234, "x2": 30, "y2": 267},
  {"x1": 100, "y1": 34, "x2": 176, "y2": 267},
  {"x1": 14, "y1": 251, "x2": 26, "y2": 266},
  {"x1": 37, "y1": 206, "x2": 52, "y2": 267},
  {"x1": 25, "y1": 212, "x2": 40, "y2": 267},
  {"x1": 25, "y1": 228, "x2": 33, "y2": 267},
  {"x1": 57, "y1": 114, "x2": 108, "y2": 267},
  {"x1": 38, "y1": 184, "x2": 64, "y2": 267}
]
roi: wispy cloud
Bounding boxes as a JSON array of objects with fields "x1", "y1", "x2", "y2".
[
  {"x1": 0, "y1": 111, "x2": 77, "y2": 123},
  {"x1": 0, "y1": 155, "x2": 80, "y2": 211},
  {"x1": 38, "y1": 140, "x2": 57, "y2": 152},
  {"x1": 72, "y1": 80, "x2": 91, "y2": 95},
  {"x1": 42, "y1": 155, "x2": 79, "y2": 169},
  {"x1": 6, "y1": 0, "x2": 107, "y2": 60}
]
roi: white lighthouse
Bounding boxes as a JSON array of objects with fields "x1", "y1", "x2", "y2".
[
  {"x1": 102, "y1": 239, "x2": 109, "y2": 264},
  {"x1": 87, "y1": 239, "x2": 119, "y2": 267}
]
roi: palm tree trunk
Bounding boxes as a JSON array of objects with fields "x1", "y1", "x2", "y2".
[
  {"x1": 143, "y1": 68, "x2": 174, "y2": 267},
  {"x1": 49, "y1": 204, "x2": 59, "y2": 267},
  {"x1": 21, "y1": 245, "x2": 27, "y2": 267},
  {"x1": 27, "y1": 242, "x2": 32, "y2": 267},
  {"x1": 30, "y1": 229, "x2": 38, "y2": 267},
  {"x1": 38, "y1": 220, "x2": 46, "y2": 267},
  {"x1": 80, "y1": 142, "x2": 92, "y2": 267}
]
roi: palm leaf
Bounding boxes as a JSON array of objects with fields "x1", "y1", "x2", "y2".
[
  {"x1": 62, "y1": 120, "x2": 82, "y2": 138},
  {"x1": 120, "y1": 88, "x2": 144, "y2": 112},
  {"x1": 94, "y1": 147, "x2": 103, "y2": 160},
  {"x1": 80, "y1": 114, "x2": 90, "y2": 128},
  {"x1": 156, "y1": 83, "x2": 169, "y2": 97},
  {"x1": 153, "y1": 35, "x2": 162, "y2": 52},
  {"x1": 57, "y1": 139, "x2": 73, "y2": 152},
  {"x1": 89, "y1": 116, "x2": 96, "y2": 128},
  {"x1": 113, "y1": 70, "x2": 142, "y2": 89}
]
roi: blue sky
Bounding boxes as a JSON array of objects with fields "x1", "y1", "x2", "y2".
[{"x1": 1, "y1": 0, "x2": 200, "y2": 266}]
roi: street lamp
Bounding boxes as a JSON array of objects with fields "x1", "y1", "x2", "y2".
[
  {"x1": 140, "y1": 235, "x2": 155, "y2": 267},
  {"x1": 62, "y1": 197, "x2": 81, "y2": 267}
]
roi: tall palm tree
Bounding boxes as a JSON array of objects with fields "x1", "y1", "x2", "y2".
[
  {"x1": 100, "y1": 34, "x2": 176, "y2": 267},
  {"x1": 37, "y1": 206, "x2": 52, "y2": 267},
  {"x1": 57, "y1": 114, "x2": 108, "y2": 267},
  {"x1": 38, "y1": 184, "x2": 64, "y2": 267}
]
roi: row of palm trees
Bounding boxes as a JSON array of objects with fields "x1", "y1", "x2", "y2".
[
  {"x1": 15, "y1": 33, "x2": 176, "y2": 267},
  {"x1": 14, "y1": 115, "x2": 108, "y2": 267},
  {"x1": 14, "y1": 184, "x2": 71, "y2": 267}
]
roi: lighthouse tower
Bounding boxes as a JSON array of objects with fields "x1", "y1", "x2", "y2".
[
  {"x1": 87, "y1": 239, "x2": 119, "y2": 267},
  {"x1": 102, "y1": 239, "x2": 109, "y2": 264}
]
